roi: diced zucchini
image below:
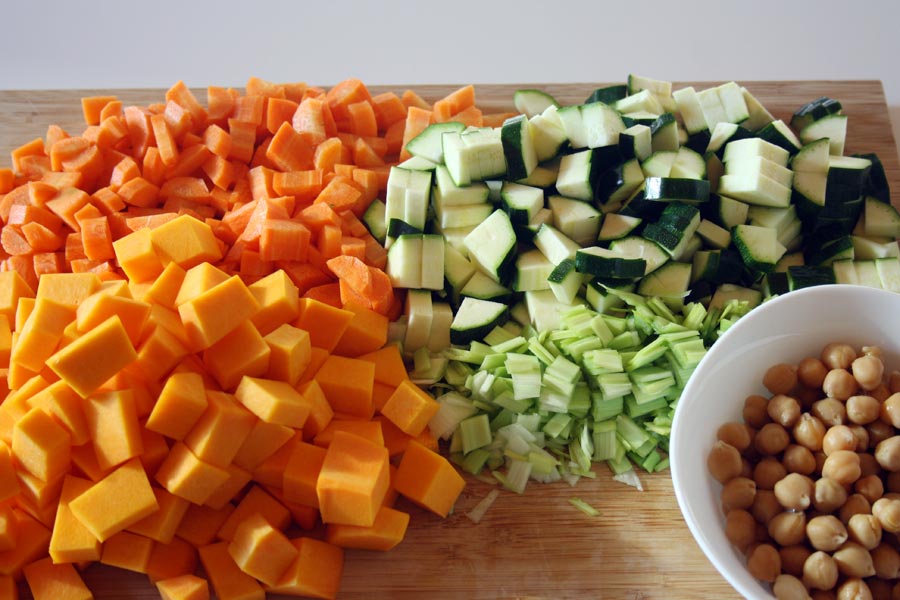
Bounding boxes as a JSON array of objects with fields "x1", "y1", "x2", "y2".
[
  {"x1": 637, "y1": 261, "x2": 692, "y2": 307},
  {"x1": 864, "y1": 197, "x2": 900, "y2": 238},
  {"x1": 643, "y1": 177, "x2": 710, "y2": 204},
  {"x1": 460, "y1": 271, "x2": 513, "y2": 304},
  {"x1": 800, "y1": 114, "x2": 849, "y2": 156},
  {"x1": 362, "y1": 199, "x2": 387, "y2": 244},
  {"x1": 433, "y1": 165, "x2": 490, "y2": 206},
  {"x1": 726, "y1": 156, "x2": 793, "y2": 189},
  {"x1": 673, "y1": 86, "x2": 708, "y2": 135},
  {"x1": 741, "y1": 87, "x2": 776, "y2": 131},
  {"x1": 513, "y1": 89, "x2": 559, "y2": 118},
  {"x1": 444, "y1": 241, "x2": 477, "y2": 292},
  {"x1": 596, "y1": 158, "x2": 644, "y2": 205},
  {"x1": 386, "y1": 234, "x2": 423, "y2": 288},
  {"x1": 548, "y1": 195, "x2": 602, "y2": 247},
  {"x1": 450, "y1": 298, "x2": 509, "y2": 345},
  {"x1": 397, "y1": 155, "x2": 438, "y2": 171},
  {"x1": 669, "y1": 146, "x2": 707, "y2": 180},
  {"x1": 530, "y1": 105, "x2": 568, "y2": 162},
  {"x1": 585, "y1": 85, "x2": 628, "y2": 105},
  {"x1": 790, "y1": 138, "x2": 831, "y2": 174},
  {"x1": 575, "y1": 247, "x2": 646, "y2": 280},
  {"x1": 708, "y1": 284, "x2": 762, "y2": 311},
  {"x1": 533, "y1": 224, "x2": 581, "y2": 265},
  {"x1": 722, "y1": 138, "x2": 790, "y2": 167},
  {"x1": 608, "y1": 235, "x2": 670, "y2": 275},
  {"x1": 385, "y1": 166, "x2": 432, "y2": 231},
  {"x1": 641, "y1": 151, "x2": 677, "y2": 178},
  {"x1": 718, "y1": 172, "x2": 790, "y2": 208},
  {"x1": 650, "y1": 113, "x2": 679, "y2": 153},
  {"x1": 404, "y1": 290, "x2": 434, "y2": 352},
  {"x1": 406, "y1": 121, "x2": 466, "y2": 164},
  {"x1": 791, "y1": 96, "x2": 842, "y2": 131},
  {"x1": 547, "y1": 258, "x2": 585, "y2": 304},
  {"x1": 598, "y1": 213, "x2": 642, "y2": 242},
  {"x1": 501, "y1": 182, "x2": 544, "y2": 225},
  {"x1": 876, "y1": 257, "x2": 900, "y2": 292},
  {"x1": 732, "y1": 224, "x2": 786, "y2": 274},
  {"x1": 463, "y1": 209, "x2": 518, "y2": 285},
  {"x1": 696, "y1": 219, "x2": 731, "y2": 249},
  {"x1": 513, "y1": 249, "x2": 554, "y2": 293},
  {"x1": 502, "y1": 115, "x2": 538, "y2": 181},
  {"x1": 756, "y1": 120, "x2": 802, "y2": 155},
  {"x1": 618, "y1": 124, "x2": 652, "y2": 161}
]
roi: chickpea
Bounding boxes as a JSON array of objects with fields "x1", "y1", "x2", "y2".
[
  {"x1": 850, "y1": 427, "x2": 871, "y2": 453},
  {"x1": 881, "y1": 393, "x2": 900, "y2": 428},
  {"x1": 725, "y1": 509, "x2": 758, "y2": 552},
  {"x1": 840, "y1": 494, "x2": 872, "y2": 525},
  {"x1": 890, "y1": 370, "x2": 900, "y2": 394},
  {"x1": 721, "y1": 477, "x2": 757, "y2": 512},
  {"x1": 769, "y1": 511, "x2": 808, "y2": 546},
  {"x1": 853, "y1": 354, "x2": 885, "y2": 391},
  {"x1": 869, "y1": 420, "x2": 896, "y2": 448},
  {"x1": 775, "y1": 473, "x2": 816, "y2": 511},
  {"x1": 836, "y1": 579, "x2": 873, "y2": 600},
  {"x1": 806, "y1": 514, "x2": 849, "y2": 551},
  {"x1": 847, "y1": 513, "x2": 882, "y2": 549},
  {"x1": 847, "y1": 395, "x2": 882, "y2": 425},
  {"x1": 779, "y1": 544, "x2": 812, "y2": 577},
  {"x1": 783, "y1": 444, "x2": 817, "y2": 475},
  {"x1": 795, "y1": 413, "x2": 827, "y2": 452},
  {"x1": 773, "y1": 574, "x2": 811, "y2": 600},
  {"x1": 752, "y1": 489, "x2": 783, "y2": 524},
  {"x1": 823, "y1": 369, "x2": 859, "y2": 401},
  {"x1": 744, "y1": 394, "x2": 772, "y2": 428},
  {"x1": 862, "y1": 345, "x2": 884, "y2": 359},
  {"x1": 755, "y1": 457, "x2": 789, "y2": 490},
  {"x1": 814, "y1": 477, "x2": 849, "y2": 513},
  {"x1": 717, "y1": 421, "x2": 753, "y2": 453},
  {"x1": 876, "y1": 437, "x2": 900, "y2": 473},
  {"x1": 822, "y1": 450, "x2": 862, "y2": 486},
  {"x1": 871, "y1": 542, "x2": 900, "y2": 579},
  {"x1": 757, "y1": 423, "x2": 791, "y2": 456},
  {"x1": 833, "y1": 541, "x2": 876, "y2": 578},
  {"x1": 814, "y1": 398, "x2": 848, "y2": 428},
  {"x1": 769, "y1": 394, "x2": 803, "y2": 428},
  {"x1": 822, "y1": 343, "x2": 858, "y2": 370},
  {"x1": 799, "y1": 357, "x2": 830, "y2": 389},
  {"x1": 803, "y1": 550, "x2": 839, "y2": 591},
  {"x1": 766, "y1": 363, "x2": 799, "y2": 395},
  {"x1": 872, "y1": 497, "x2": 900, "y2": 533},
  {"x1": 823, "y1": 425, "x2": 859, "y2": 456},
  {"x1": 708, "y1": 440, "x2": 743, "y2": 483},
  {"x1": 747, "y1": 543, "x2": 781, "y2": 582},
  {"x1": 855, "y1": 474, "x2": 885, "y2": 503}
]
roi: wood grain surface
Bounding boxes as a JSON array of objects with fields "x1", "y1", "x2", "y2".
[{"x1": 1, "y1": 81, "x2": 898, "y2": 600}]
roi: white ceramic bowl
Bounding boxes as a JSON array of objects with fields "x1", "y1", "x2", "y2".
[{"x1": 670, "y1": 284, "x2": 900, "y2": 599}]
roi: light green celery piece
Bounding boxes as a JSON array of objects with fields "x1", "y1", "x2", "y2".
[
  {"x1": 568, "y1": 497, "x2": 601, "y2": 517},
  {"x1": 460, "y1": 414, "x2": 492, "y2": 454}
]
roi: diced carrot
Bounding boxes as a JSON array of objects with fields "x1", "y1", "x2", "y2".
[
  {"x1": 401, "y1": 89, "x2": 431, "y2": 110},
  {"x1": 44, "y1": 124, "x2": 70, "y2": 154},
  {"x1": 313, "y1": 137, "x2": 350, "y2": 173},
  {"x1": 231, "y1": 94, "x2": 265, "y2": 127},
  {"x1": 165, "y1": 81, "x2": 208, "y2": 129},
  {"x1": 449, "y1": 105, "x2": 484, "y2": 127},
  {"x1": 202, "y1": 124, "x2": 232, "y2": 159},
  {"x1": 207, "y1": 86, "x2": 237, "y2": 125},
  {"x1": 281, "y1": 81, "x2": 308, "y2": 103},
  {"x1": 383, "y1": 119, "x2": 406, "y2": 157},
  {"x1": 227, "y1": 119, "x2": 257, "y2": 163},
  {"x1": 265, "y1": 97, "x2": 299, "y2": 135},
  {"x1": 314, "y1": 176, "x2": 363, "y2": 214},
  {"x1": 302, "y1": 282, "x2": 342, "y2": 308},
  {"x1": 325, "y1": 78, "x2": 373, "y2": 125},
  {"x1": 142, "y1": 146, "x2": 167, "y2": 186},
  {"x1": 371, "y1": 92, "x2": 408, "y2": 131},
  {"x1": 433, "y1": 84, "x2": 476, "y2": 122},
  {"x1": 483, "y1": 111, "x2": 519, "y2": 127},
  {"x1": 100, "y1": 99, "x2": 123, "y2": 122},
  {"x1": 82, "y1": 95, "x2": 118, "y2": 126},
  {"x1": 266, "y1": 122, "x2": 317, "y2": 172},
  {"x1": 399, "y1": 107, "x2": 434, "y2": 161},
  {"x1": 202, "y1": 155, "x2": 236, "y2": 191},
  {"x1": 124, "y1": 106, "x2": 155, "y2": 160},
  {"x1": 352, "y1": 136, "x2": 386, "y2": 168},
  {"x1": 166, "y1": 144, "x2": 212, "y2": 180},
  {"x1": 272, "y1": 169, "x2": 324, "y2": 203},
  {"x1": 279, "y1": 262, "x2": 332, "y2": 296},
  {"x1": 346, "y1": 100, "x2": 378, "y2": 138},
  {"x1": 12, "y1": 138, "x2": 47, "y2": 174}
]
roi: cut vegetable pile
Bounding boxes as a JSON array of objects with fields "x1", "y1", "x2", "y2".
[{"x1": 0, "y1": 74, "x2": 895, "y2": 598}]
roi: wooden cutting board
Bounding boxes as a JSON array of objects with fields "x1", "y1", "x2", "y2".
[{"x1": 1, "y1": 81, "x2": 898, "y2": 600}]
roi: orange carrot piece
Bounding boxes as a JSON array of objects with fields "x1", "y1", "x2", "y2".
[
  {"x1": 266, "y1": 123, "x2": 317, "y2": 172},
  {"x1": 109, "y1": 156, "x2": 140, "y2": 188},
  {"x1": 313, "y1": 137, "x2": 350, "y2": 174},
  {"x1": 346, "y1": 101, "x2": 378, "y2": 138},
  {"x1": 202, "y1": 124, "x2": 232, "y2": 159},
  {"x1": 314, "y1": 176, "x2": 362, "y2": 214},
  {"x1": 281, "y1": 82, "x2": 308, "y2": 103},
  {"x1": 482, "y1": 112, "x2": 519, "y2": 128},
  {"x1": 449, "y1": 105, "x2": 484, "y2": 128},
  {"x1": 383, "y1": 119, "x2": 406, "y2": 157},
  {"x1": 22, "y1": 221, "x2": 65, "y2": 252},
  {"x1": 142, "y1": 147, "x2": 166, "y2": 187},
  {"x1": 291, "y1": 97, "x2": 329, "y2": 144},
  {"x1": 325, "y1": 78, "x2": 373, "y2": 124},
  {"x1": 159, "y1": 177, "x2": 209, "y2": 202},
  {"x1": 227, "y1": 119, "x2": 256, "y2": 163},
  {"x1": 302, "y1": 282, "x2": 342, "y2": 308},
  {"x1": 80, "y1": 216, "x2": 115, "y2": 260},
  {"x1": 123, "y1": 106, "x2": 155, "y2": 160},
  {"x1": 44, "y1": 124, "x2": 70, "y2": 154},
  {"x1": 265, "y1": 97, "x2": 299, "y2": 135},
  {"x1": 433, "y1": 84, "x2": 476, "y2": 122},
  {"x1": 82, "y1": 95, "x2": 119, "y2": 126},
  {"x1": 271, "y1": 170, "x2": 323, "y2": 204},
  {"x1": 231, "y1": 95, "x2": 265, "y2": 128},
  {"x1": 99, "y1": 100, "x2": 123, "y2": 122},
  {"x1": 150, "y1": 114, "x2": 180, "y2": 167},
  {"x1": 399, "y1": 107, "x2": 434, "y2": 161},
  {"x1": 163, "y1": 101, "x2": 194, "y2": 143},
  {"x1": 371, "y1": 92, "x2": 408, "y2": 132},
  {"x1": 401, "y1": 89, "x2": 431, "y2": 110},
  {"x1": 118, "y1": 177, "x2": 160, "y2": 208},
  {"x1": 207, "y1": 86, "x2": 237, "y2": 125},
  {"x1": 166, "y1": 144, "x2": 212, "y2": 180},
  {"x1": 246, "y1": 76, "x2": 286, "y2": 99},
  {"x1": 165, "y1": 81, "x2": 208, "y2": 129},
  {"x1": 259, "y1": 220, "x2": 311, "y2": 262},
  {"x1": 352, "y1": 137, "x2": 385, "y2": 169},
  {"x1": 279, "y1": 262, "x2": 332, "y2": 296}
]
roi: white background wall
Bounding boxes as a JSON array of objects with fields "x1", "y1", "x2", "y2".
[{"x1": 2, "y1": 0, "x2": 899, "y2": 149}]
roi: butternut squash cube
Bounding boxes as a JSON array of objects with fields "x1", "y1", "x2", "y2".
[
  {"x1": 154, "y1": 442, "x2": 231, "y2": 506},
  {"x1": 150, "y1": 214, "x2": 223, "y2": 269},
  {"x1": 227, "y1": 512, "x2": 298, "y2": 586},
  {"x1": 216, "y1": 485, "x2": 290, "y2": 542},
  {"x1": 380, "y1": 379, "x2": 440, "y2": 436},
  {"x1": 314, "y1": 355, "x2": 375, "y2": 419},
  {"x1": 156, "y1": 574, "x2": 210, "y2": 600},
  {"x1": 198, "y1": 541, "x2": 264, "y2": 600},
  {"x1": 202, "y1": 321, "x2": 270, "y2": 391},
  {"x1": 83, "y1": 389, "x2": 144, "y2": 471},
  {"x1": 11, "y1": 407, "x2": 71, "y2": 482},
  {"x1": 248, "y1": 270, "x2": 300, "y2": 335},
  {"x1": 100, "y1": 530, "x2": 154, "y2": 573},
  {"x1": 68, "y1": 458, "x2": 159, "y2": 542},
  {"x1": 394, "y1": 440, "x2": 465, "y2": 518},
  {"x1": 0, "y1": 270, "x2": 34, "y2": 321},
  {"x1": 234, "y1": 376, "x2": 310, "y2": 428},
  {"x1": 49, "y1": 475, "x2": 101, "y2": 563},
  {"x1": 23, "y1": 557, "x2": 92, "y2": 600},
  {"x1": 316, "y1": 431, "x2": 389, "y2": 527},
  {"x1": 267, "y1": 537, "x2": 343, "y2": 600},
  {"x1": 183, "y1": 391, "x2": 256, "y2": 467},
  {"x1": 263, "y1": 324, "x2": 310, "y2": 387},
  {"x1": 112, "y1": 227, "x2": 164, "y2": 283},
  {"x1": 146, "y1": 371, "x2": 208, "y2": 441},
  {"x1": 325, "y1": 505, "x2": 410, "y2": 551},
  {"x1": 47, "y1": 315, "x2": 138, "y2": 398},
  {"x1": 178, "y1": 276, "x2": 259, "y2": 351},
  {"x1": 283, "y1": 441, "x2": 327, "y2": 509},
  {"x1": 35, "y1": 272, "x2": 100, "y2": 306}
]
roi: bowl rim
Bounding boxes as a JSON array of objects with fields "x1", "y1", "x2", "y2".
[{"x1": 669, "y1": 284, "x2": 900, "y2": 599}]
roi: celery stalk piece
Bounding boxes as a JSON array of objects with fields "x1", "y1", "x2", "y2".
[
  {"x1": 462, "y1": 448, "x2": 491, "y2": 474},
  {"x1": 460, "y1": 414, "x2": 492, "y2": 454},
  {"x1": 429, "y1": 392, "x2": 478, "y2": 440},
  {"x1": 466, "y1": 489, "x2": 501, "y2": 524},
  {"x1": 592, "y1": 420, "x2": 618, "y2": 461},
  {"x1": 568, "y1": 497, "x2": 601, "y2": 517},
  {"x1": 493, "y1": 459, "x2": 532, "y2": 494}
]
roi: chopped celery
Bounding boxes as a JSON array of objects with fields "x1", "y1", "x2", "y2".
[
  {"x1": 568, "y1": 497, "x2": 601, "y2": 517},
  {"x1": 429, "y1": 391, "x2": 478, "y2": 440},
  {"x1": 484, "y1": 325, "x2": 516, "y2": 346},
  {"x1": 461, "y1": 448, "x2": 491, "y2": 474},
  {"x1": 444, "y1": 361, "x2": 474, "y2": 387},
  {"x1": 607, "y1": 454, "x2": 634, "y2": 475},
  {"x1": 466, "y1": 489, "x2": 500, "y2": 524},
  {"x1": 493, "y1": 459, "x2": 532, "y2": 494},
  {"x1": 491, "y1": 336, "x2": 528, "y2": 354},
  {"x1": 592, "y1": 395, "x2": 624, "y2": 421},
  {"x1": 592, "y1": 420, "x2": 617, "y2": 461},
  {"x1": 543, "y1": 413, "x2": 572, "y2": 439},
  {"x1": 459, "y1": 414, "x2": 492, "y2": 454},
  {"x1": 480, "y1": 353, "x2": 507, "y2": 371},
  {"x1": 616, "y1": 414, "x2": 651, "y2": 452},
  {"x1": 515, "y1": 413, "x2": 542, "y2": 433},
  {"x1": 528, "y1": 448, "x2": 559, "y2": 475},
  {"x1": 608, "y1": 330, "x2": 641, "y2": 350},
  {"x1": 493, "y1": 392, "x2": 533, "y2": 414},
  {"x1": 489, "y1": 408, "x2": 515, "y2": 431},
  {"x1": 598, "y1": 372, "x2": 632, "y2": 399},
  {"x1": 626, "y1": 394, "x2": 669, "y2": 418}
]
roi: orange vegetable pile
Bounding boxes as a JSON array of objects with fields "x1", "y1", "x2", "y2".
[{"x1": 0, "y1": 77, "x2": 499, "y2": 599}]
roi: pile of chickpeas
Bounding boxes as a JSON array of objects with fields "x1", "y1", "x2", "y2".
[{"x1": 708, "y1": 342, "x2": 900, "y2": 600}]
